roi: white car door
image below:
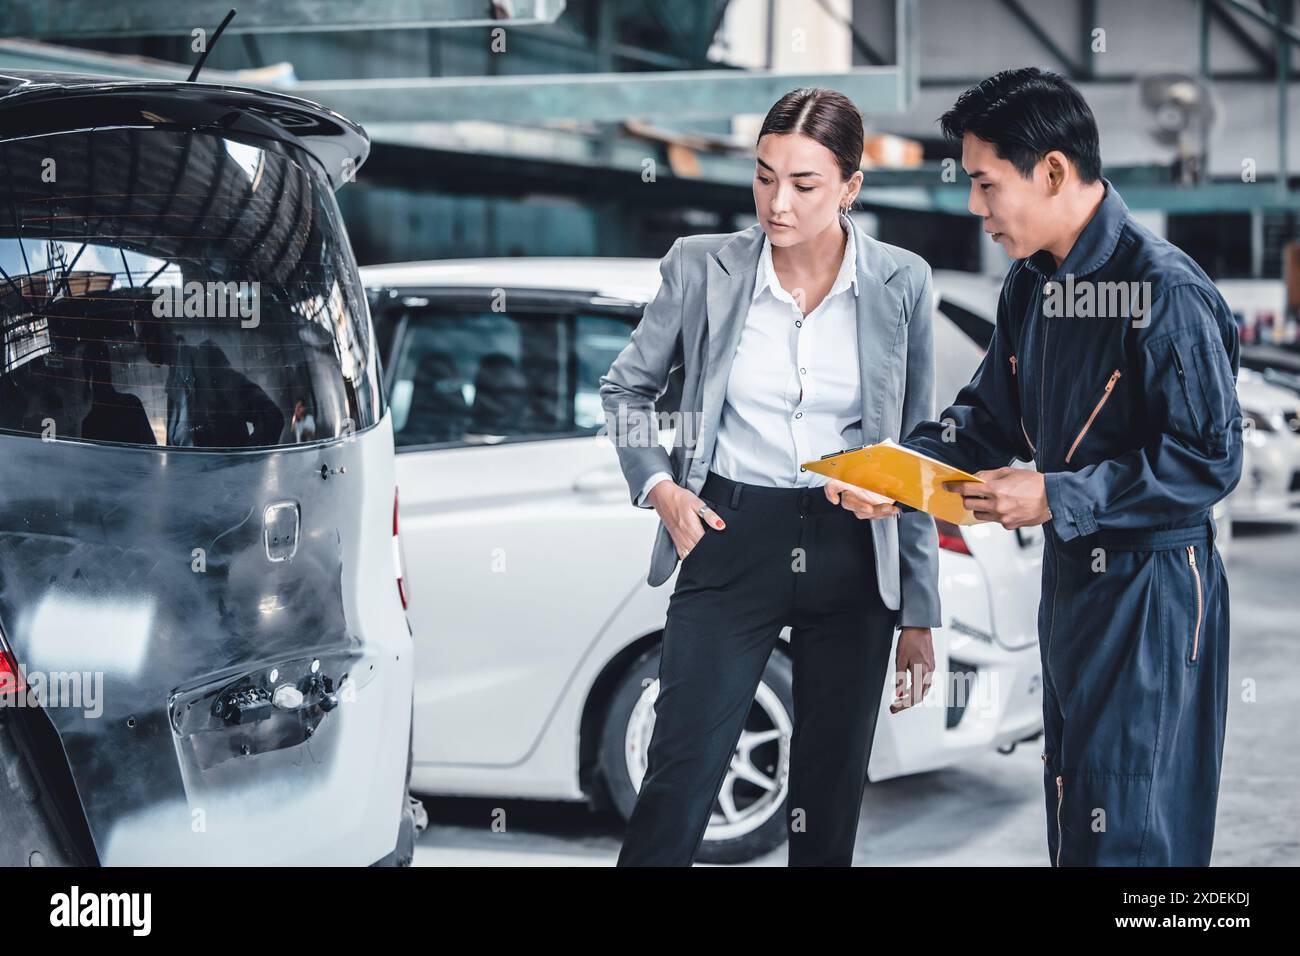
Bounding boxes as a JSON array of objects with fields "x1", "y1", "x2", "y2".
[{"x1": 385, "y1": 296, "x2": 669, "y2": 766}]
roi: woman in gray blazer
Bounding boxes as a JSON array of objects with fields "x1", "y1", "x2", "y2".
[{"x1": 599, "y1": 88, "x2": 941, "y2": 867}]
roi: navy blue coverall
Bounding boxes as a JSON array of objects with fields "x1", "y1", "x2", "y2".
[{"x1": 906, "y1": 180, "x2": 1243, "y2": 866}]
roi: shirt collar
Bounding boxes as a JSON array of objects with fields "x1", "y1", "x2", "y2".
[
  {"x1": 752, "y1": 214, "x2": 860, "y2": 304},
  {"x1": 1024, "y1": 177, "x2": 1129, "y2": 278}
]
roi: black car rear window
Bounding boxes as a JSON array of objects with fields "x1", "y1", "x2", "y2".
[{"x1": 0, "y1": 126, "x2": 379, "y2": 448}]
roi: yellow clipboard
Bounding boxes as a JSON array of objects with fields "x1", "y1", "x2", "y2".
[{"x1": 801, "y1": 439, "x2": 984, "y2": 525}]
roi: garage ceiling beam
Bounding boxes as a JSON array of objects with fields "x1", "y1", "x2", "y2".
[
  {"x1": 0, "y1": 37, "x2": 249, "y2": 79},
  {"x1": 0, "y1": 0, "x2": 566, "y2": 37},
  {"x1": 922, "y1": 70, "x2": 1300, "y2": 85},
  {"x1": 1206, "y1": 0, "x2": 1278, "y2": 75},
  {"x1": 862, "y1": 175, "x2": 1300, "y2": 213},
  {"x1": 1079, "y1": 0, "x2": 1098, "y2": 80},
  {"x1": 1218, "y1": 0, "x2": 1300, "y2": 49},
  {"x1": 813, "y1": 0, "x2": 887, "y2": 67},
  {"x1": 291, "y1": 66, "x2": 916, "y2": 123},
  {"x1": 995, "y1": 0, "x2": 1084, "y2": 77}
]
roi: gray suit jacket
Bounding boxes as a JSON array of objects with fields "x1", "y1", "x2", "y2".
[{"x1": 598, "y1": 218, "x2": 941, "y2": 629}]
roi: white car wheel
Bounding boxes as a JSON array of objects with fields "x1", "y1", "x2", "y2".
[{"x1": 599, "y1": 647, "x2": 795, "y2": 864}]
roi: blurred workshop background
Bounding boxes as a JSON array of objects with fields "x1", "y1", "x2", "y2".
[
  {"x1": 4, "y1": 0, "x2": 1296, "y2": 865},
  {"x1": 4, "y1": 0, "x2": 1296, "y2": 292}
]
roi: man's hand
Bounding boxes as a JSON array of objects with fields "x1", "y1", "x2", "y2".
[
  {"x1": 890, "y1": 627, "x2": 935, "y2": 714},
  {"x1": 945, "y1": 467, "x2": 1051, "y2": 530},
  {"x1": 823, "y1": 478, "x2": 900, "y2": 519},
  {"x1": 648, "y1": 480, "x2": 726, "y2": 559}
]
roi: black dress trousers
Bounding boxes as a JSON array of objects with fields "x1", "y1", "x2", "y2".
[{"x1": 616, "y1": 469, "x2": 899, "y2": 866}]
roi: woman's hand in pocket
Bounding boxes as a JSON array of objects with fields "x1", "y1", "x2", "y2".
[
  {"x1": 648, "y1": 481, "x2": 726, "y2": 559},
  {"x1": 823, "y1": 478, "x2": 900, "y2": 519}
]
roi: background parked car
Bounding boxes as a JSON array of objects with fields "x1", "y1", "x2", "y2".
[
  {"x1": 364, "y1": 255, "x2": 1045, "y2": 864},
  {"x1": 1232, "y1": 369, "x2": 1300, "y2": 524}
]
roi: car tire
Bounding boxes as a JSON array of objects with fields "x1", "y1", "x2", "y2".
[{"x1": 598, "y1": 645, "x2": 794, "y2": 865}]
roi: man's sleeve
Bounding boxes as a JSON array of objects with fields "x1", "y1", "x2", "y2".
[
  {"x1": 903, "y1": 271, "x2": 1031, "y2": 474},
  {"x1": 599, "y1": 238, "x2": 685, "y2": 508},
  {"x1": 1044, "y1": 285, "x2": 1244, "y2": 540},
  {"x1": 896, "y1": 264, "x2": 942, "y2": 629}
]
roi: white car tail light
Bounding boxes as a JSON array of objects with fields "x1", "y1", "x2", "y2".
[
  {"x1": 0, "y1": 628, "x2": 23, "y2": 699},
  {"x1": 935, "y1": 518, "x2": 972, "y2": 555},
  {"x1": 393, "y1": 487, "x2": 410, "y2": 611}
]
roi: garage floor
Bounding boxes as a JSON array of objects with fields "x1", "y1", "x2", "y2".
[{"x1": 413, "y1": 524, "x2": 1300, "y2": 867}]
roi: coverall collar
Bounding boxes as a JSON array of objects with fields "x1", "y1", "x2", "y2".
[{"x1": 1024, "y1": 177, "x2": 1128, "y2": 279}]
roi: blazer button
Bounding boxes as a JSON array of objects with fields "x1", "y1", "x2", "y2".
[{"x1": 795, "y1": 320, "x2": 802, "y2": 327}]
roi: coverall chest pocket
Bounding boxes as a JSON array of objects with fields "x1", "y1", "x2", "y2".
[{"x1": 1063, "y1": 368, "x2": 1123, "y2": 464}]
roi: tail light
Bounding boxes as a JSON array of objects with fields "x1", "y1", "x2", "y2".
[
  {"x1": 0, "y1": 629, "x2": 24, "y2": 699},
  {"x1": 936, "y1": 518, "x2": 971, "y2": 555},
  {"x1": 393, "y1": 487, "x2": 410, "y2": 611}
]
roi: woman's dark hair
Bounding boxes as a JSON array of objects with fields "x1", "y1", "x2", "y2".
[
  {"x1": 756, "y1": 87, "x2": 864, "y2": 182},
  {"x1": 939, "y1": 67, "x2": 1102, "y2": 183}
]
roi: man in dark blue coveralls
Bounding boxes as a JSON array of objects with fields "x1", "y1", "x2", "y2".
[{"x1": 904, "y1": 69, "x2": 1243, "y2": 866}]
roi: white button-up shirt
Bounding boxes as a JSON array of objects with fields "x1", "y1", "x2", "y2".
[{"x1": 636, "y1": 217, "x2": 862, "y2": 506}]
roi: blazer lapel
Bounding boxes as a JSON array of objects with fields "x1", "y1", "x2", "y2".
[
  {"x1": 688, "y1": 220, "x2": 903, "y2": 483},
  {"x1": 690, "y1": 225, "x2": 763, "y2": 482},
  {"x1": 852, "y1": 223, "x2": 904, "y2": 441}
]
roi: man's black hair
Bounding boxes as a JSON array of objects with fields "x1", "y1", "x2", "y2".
[{"x1": 939, "y1": 67, "x2": 1102, "y2": 183}]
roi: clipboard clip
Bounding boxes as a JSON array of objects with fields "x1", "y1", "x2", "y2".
[{"x1": 820, "y1": 443, "x2": 868, "y2": 460}]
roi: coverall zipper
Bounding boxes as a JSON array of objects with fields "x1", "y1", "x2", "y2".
[
  {"x1": 1043, "y1": 752, "x2": 1063, "y2": 867},
  {"x1": 1038, "y1": 284, "x2": 1047, "y2": 462},
  {"x1": 1055, "y1": 774, "x2": 1064, "y2": 867},
  {"x1": 1171, "y1": 346, "x2": 1202, "y2": 433},
  {"x1": 1065, "y1": 369, "x2": 1122, "y2": 463},
  {"x1": 1009, "y1": 354, "x2": 1036, "y2": 456},
  {"x1": 1187, "y1": 546, "x2": 1203, "y2": 661}
]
